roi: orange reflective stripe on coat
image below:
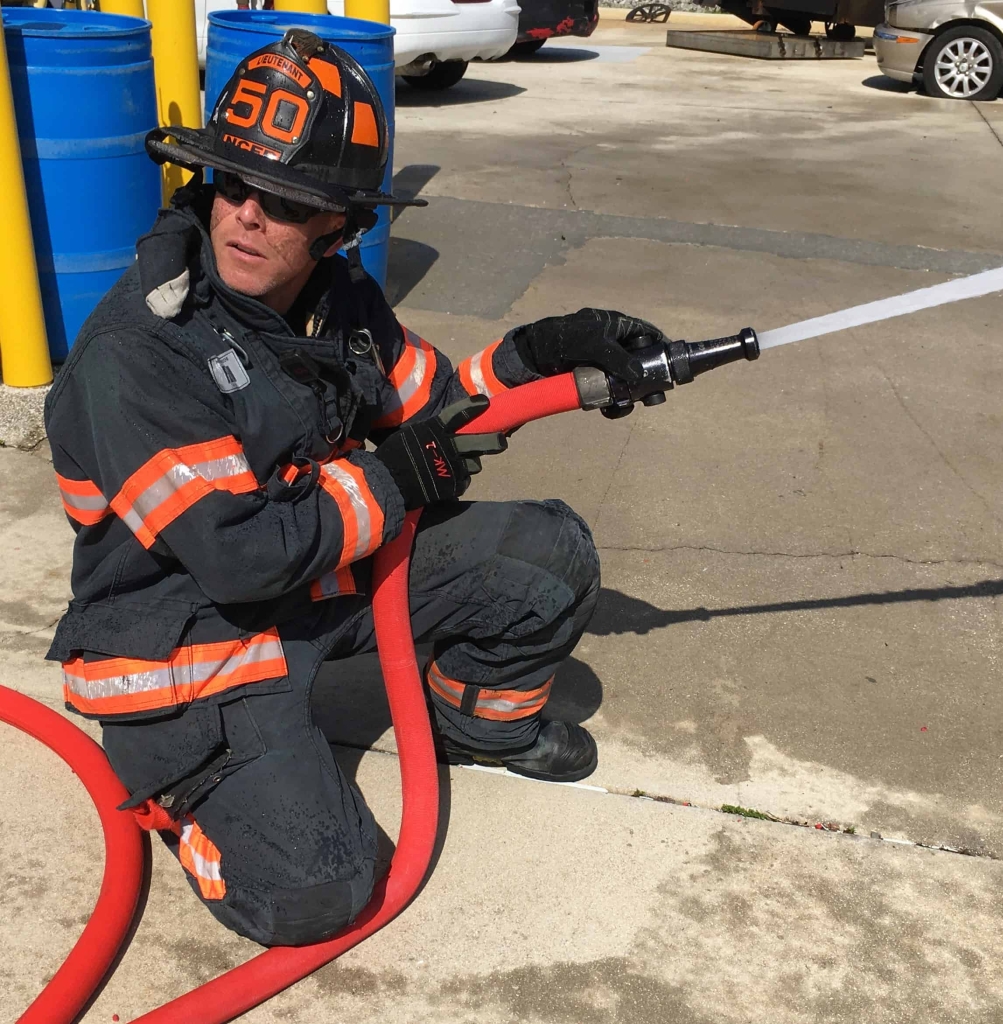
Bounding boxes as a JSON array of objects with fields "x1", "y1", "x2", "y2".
[
  {"x1": 372, "y1": 327, "x2": 437, "y2": 428},
  {"x1": 458, "y1": 340, "x2": 508, "y2": 399},
  {"x1": 310, "y1": 564, "x2": 358, "y2": 602},
  {"x1": 110, "y1": 435, "x2": 259, "y2": 549},
  {"x1": 178, "y1": 816, "x2": 226, "y2": 900},
  {"x1": 317, "y1": 459, "x2": 384, "y2": 568},
  {"x1": 55, "y1": 473, "x2": 113, "y2": 526},
  {"x1": 62, "y1": 629, "x2": 287, "y2": 716},
  {"x1": 426, "y1": 660, "x2": 553, "y2": 721}
]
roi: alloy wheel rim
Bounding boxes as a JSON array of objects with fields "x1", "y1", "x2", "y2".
[{"x1": 935, "y1": 38, "x2": 993, "y2": 97}]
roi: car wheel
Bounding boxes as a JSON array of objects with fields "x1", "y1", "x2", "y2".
[
  {"x1": 508, "y1": 39, "x2": 547, "y2": 57},
  {"x1": 922, "y1": 26, "x2": 1003, "y2": 99},
  {"x1": 401, "y1": 60, "x2": 469, "y2": 91}
]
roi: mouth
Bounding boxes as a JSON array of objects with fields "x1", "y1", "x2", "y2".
[{"x1": 228, "y1": 240, "x2": 266, "y2": 260}]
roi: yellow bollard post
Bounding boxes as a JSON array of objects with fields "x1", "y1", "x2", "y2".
[
  {"x1": 146, "y1": 0, "x2": 202, "y2": 202},
  {"x1": 99, "y1": 0, "x2": 146, "y2": 17},
  {"x1": 273, "y1": 0, "x2": 331, "y2": 13},
  {"x1": 344, "y1": 0, "x2": 391, "y2": 23},
  {"x1": 0, "y1": 17, "x2": 52, "y2": 387}
]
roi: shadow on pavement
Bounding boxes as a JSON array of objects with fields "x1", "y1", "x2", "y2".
[
  {"x1": 496, "y1": 46, "x2": 600, "y2": 63},
  {"x1": 386, "y1": 165, "x2": 441, "y2": 305},
  {"x1": 395, "y1": 78, "x2": 527, "y2": 106},
  {"x1": 588, "y1": 579, "x2": 1003, "y2": 636},
  {"x1": 385, "y1": 237, "x2": 439, "y2": 306},
  {"x1": 861, "y1": 74, "x2": 914, "y2": 93},
  {"x1": 391, "y1": 163, "x2": 440, "y2": 218}
]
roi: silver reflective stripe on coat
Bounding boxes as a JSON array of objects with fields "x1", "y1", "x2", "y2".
[
  {"x1": 466, "y1": 349, "x2": 490, "y2": 397},
  {"x1": 382, "y1": 330, "x2": 429, "y2": 419},
  {"x1": 60, "y1": 489, "x2": 110, "y2": 514},
  {"x1": 321, "y1": 462, "x2": 373, "y2": 560},
  {"x1": 62, "y1": 635, "x2": 285, "y2": 704},
  {"x1": 119, "y1": 453, "x2": 253, "y2": 536}
]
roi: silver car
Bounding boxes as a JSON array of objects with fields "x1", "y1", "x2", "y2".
[{"x1": 874, "y1": 0, "x2": 1003, "y2": 98}]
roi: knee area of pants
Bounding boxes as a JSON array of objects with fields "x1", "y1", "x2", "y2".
[
  {"x1": 212, "y1": 862, "x2": 376, "y2": 947},
  {"x1": 500, "y1": 499, "x2": 599, "y2": 596}
]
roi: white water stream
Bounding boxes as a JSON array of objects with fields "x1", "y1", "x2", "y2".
[{"x1": 756, "y1": 266, "x2": 1003, "y2": 351}]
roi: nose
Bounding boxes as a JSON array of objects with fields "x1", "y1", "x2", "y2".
[{"x1": 235, "y1": 193, "x2": 266, "y2": 230}]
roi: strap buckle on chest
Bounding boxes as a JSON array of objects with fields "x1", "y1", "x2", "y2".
[
  {"x1": 279, "y1": 350, "x2": 345, "y2": 446},
  {"x1": 348, "y1": 328, "x2": 386, "y2": 378}
]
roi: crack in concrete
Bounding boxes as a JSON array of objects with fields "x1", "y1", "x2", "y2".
[
  {"x1": 559, "y1": 160, "x2": 579, "y2": 211},
  {"x1": 595, "y1": 543, "x2": 1003, "y2": 570},
  {"x1": 873, "y1": 359, "x2": 1003, "y2": 527},
  {"x1": 971, "y1": 101, "x2": 1003, "y2": 151},
  {"x1": 594, "y1": 421, "x2": 635, "y2": 539},
  {"x1": 337, "y1": 741, "x2": 994, "y2": 861}
]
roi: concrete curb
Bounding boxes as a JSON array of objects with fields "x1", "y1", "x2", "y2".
[{"x1": 0, "y1": 382, "x2": 50, "y2": 450}]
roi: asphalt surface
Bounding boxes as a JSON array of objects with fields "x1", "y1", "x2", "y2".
[{"x1": 3, "y1": 11, "x2": 1003, "y2": 1022}]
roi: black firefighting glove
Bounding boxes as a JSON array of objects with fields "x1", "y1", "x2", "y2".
[
  {"x1": 374, "y1": 395, "x2": 508, "y2": 511},
  {"x1": 513, "y1": 308, "x2": 665, "y2": 384}
]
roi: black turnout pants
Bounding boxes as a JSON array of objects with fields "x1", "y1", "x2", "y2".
[{"x1": 101, "y1": 499, "x2": 600, "y2": 946}]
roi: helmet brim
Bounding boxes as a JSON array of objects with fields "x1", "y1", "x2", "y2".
[{"x1": 146, "y1": 126, "x2": 428, "y2": 213}]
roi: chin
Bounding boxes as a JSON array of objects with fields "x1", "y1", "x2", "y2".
[{"x1": 217, "y1": 259, "x2": 273, "y2": 299}]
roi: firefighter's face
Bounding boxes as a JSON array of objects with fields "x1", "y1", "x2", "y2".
[{"x1": 210, "y1": 185, "x2": 347, "y2": 313}]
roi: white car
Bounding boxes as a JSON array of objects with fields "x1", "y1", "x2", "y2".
[{"x1": 197, "y1": 0, "x2": 519, "y2": 89}]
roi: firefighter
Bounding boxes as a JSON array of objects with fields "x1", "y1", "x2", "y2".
[{"x1": 44, "y1": 29, "x2": 662, "y2": 945}]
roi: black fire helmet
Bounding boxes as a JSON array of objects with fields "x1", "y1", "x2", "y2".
[{"x1": 145, "y1": 28, "x2": 426, "y2": 225}]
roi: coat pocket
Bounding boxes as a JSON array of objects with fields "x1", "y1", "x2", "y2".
[{"x1": 46, "y1": 597, "x2": 196, "y2": 663}]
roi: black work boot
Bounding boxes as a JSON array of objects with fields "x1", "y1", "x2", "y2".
[{"x1": 440, "y1": 720, "x2": 598, "y2": 784}]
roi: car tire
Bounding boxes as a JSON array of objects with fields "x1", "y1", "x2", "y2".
[
  {"x1": 508, "y1": 39, "x2": 547, "y2": 56},
  {"x1": 401, "y1": 60, "x2": 469, "y2": 90},
  {"x1": 922, "y1": 26, "x2": 1003, "y2": 100}
]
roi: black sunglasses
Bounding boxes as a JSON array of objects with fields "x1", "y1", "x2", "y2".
[{"x1": 214, "y1": 171, "x2": 323, "y2": 224}]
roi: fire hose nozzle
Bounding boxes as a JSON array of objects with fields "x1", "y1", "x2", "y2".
[{"x1": 573, "y1": 327, "x2": 759, "y2": 418}]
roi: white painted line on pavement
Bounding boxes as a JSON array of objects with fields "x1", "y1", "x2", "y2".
[{"x1": 456, "y1": 761, "x2": 609, "y2": 792}]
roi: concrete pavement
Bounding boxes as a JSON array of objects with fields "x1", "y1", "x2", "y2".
[{"x1": 4, "y1": 9, "x2": 1003, "y2": 1021}]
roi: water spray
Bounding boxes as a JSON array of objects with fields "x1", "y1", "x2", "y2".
[{"x1": 759, "y1": 265, "x2": 1003, "y2": 350}]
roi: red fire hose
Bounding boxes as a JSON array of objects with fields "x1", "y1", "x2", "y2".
[
  {"x1": 4, "y1": 372, "x2": 583, "y2": 1024},
  {"x1": 0, "y1": 685, "x2": 144, "y2": 1024}
]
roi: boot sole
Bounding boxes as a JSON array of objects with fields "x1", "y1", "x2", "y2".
[
  {"x1": 442, "y1": 747, "x2": 599, "y2": 785},
  {"x1": 502, "y1": 752, "x2": 599, "y2": 785}
]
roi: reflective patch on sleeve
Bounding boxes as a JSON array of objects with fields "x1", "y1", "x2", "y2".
[
  {"x1": 372, "y1": 327, "x2": 438, "y2": 429},
  {"x1": 318, "y1": 458, "x2": 385, "y2": 567},
  {"x1": 54, "y1": 473, "x2": 112, "y2": 526},
  {"x1": 458, "y1": 340, "x2": 508, "y2": 399},
  {"x1": 110, "y1": 435, "x2": 259, "y2": 549}
]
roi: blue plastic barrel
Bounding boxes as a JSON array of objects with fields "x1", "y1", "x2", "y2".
[
  {"x1": 1, "y1": 9, "x2": 161, "y2": 361},
  {"x1": 206, "y1": 10, "x2": 395, "y2": 289}
]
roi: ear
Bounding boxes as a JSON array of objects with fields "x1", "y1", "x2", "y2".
[{"x1": 322, "y1": 213, "x2": 347, "y2": 258}]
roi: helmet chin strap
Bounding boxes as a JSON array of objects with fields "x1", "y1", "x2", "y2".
[
  {"x1": 309, "y1": 212, "x2": 369, "y2": 282},
  {"x1": 308, "y1": 230, "x2": 344, "y2": 263}
]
